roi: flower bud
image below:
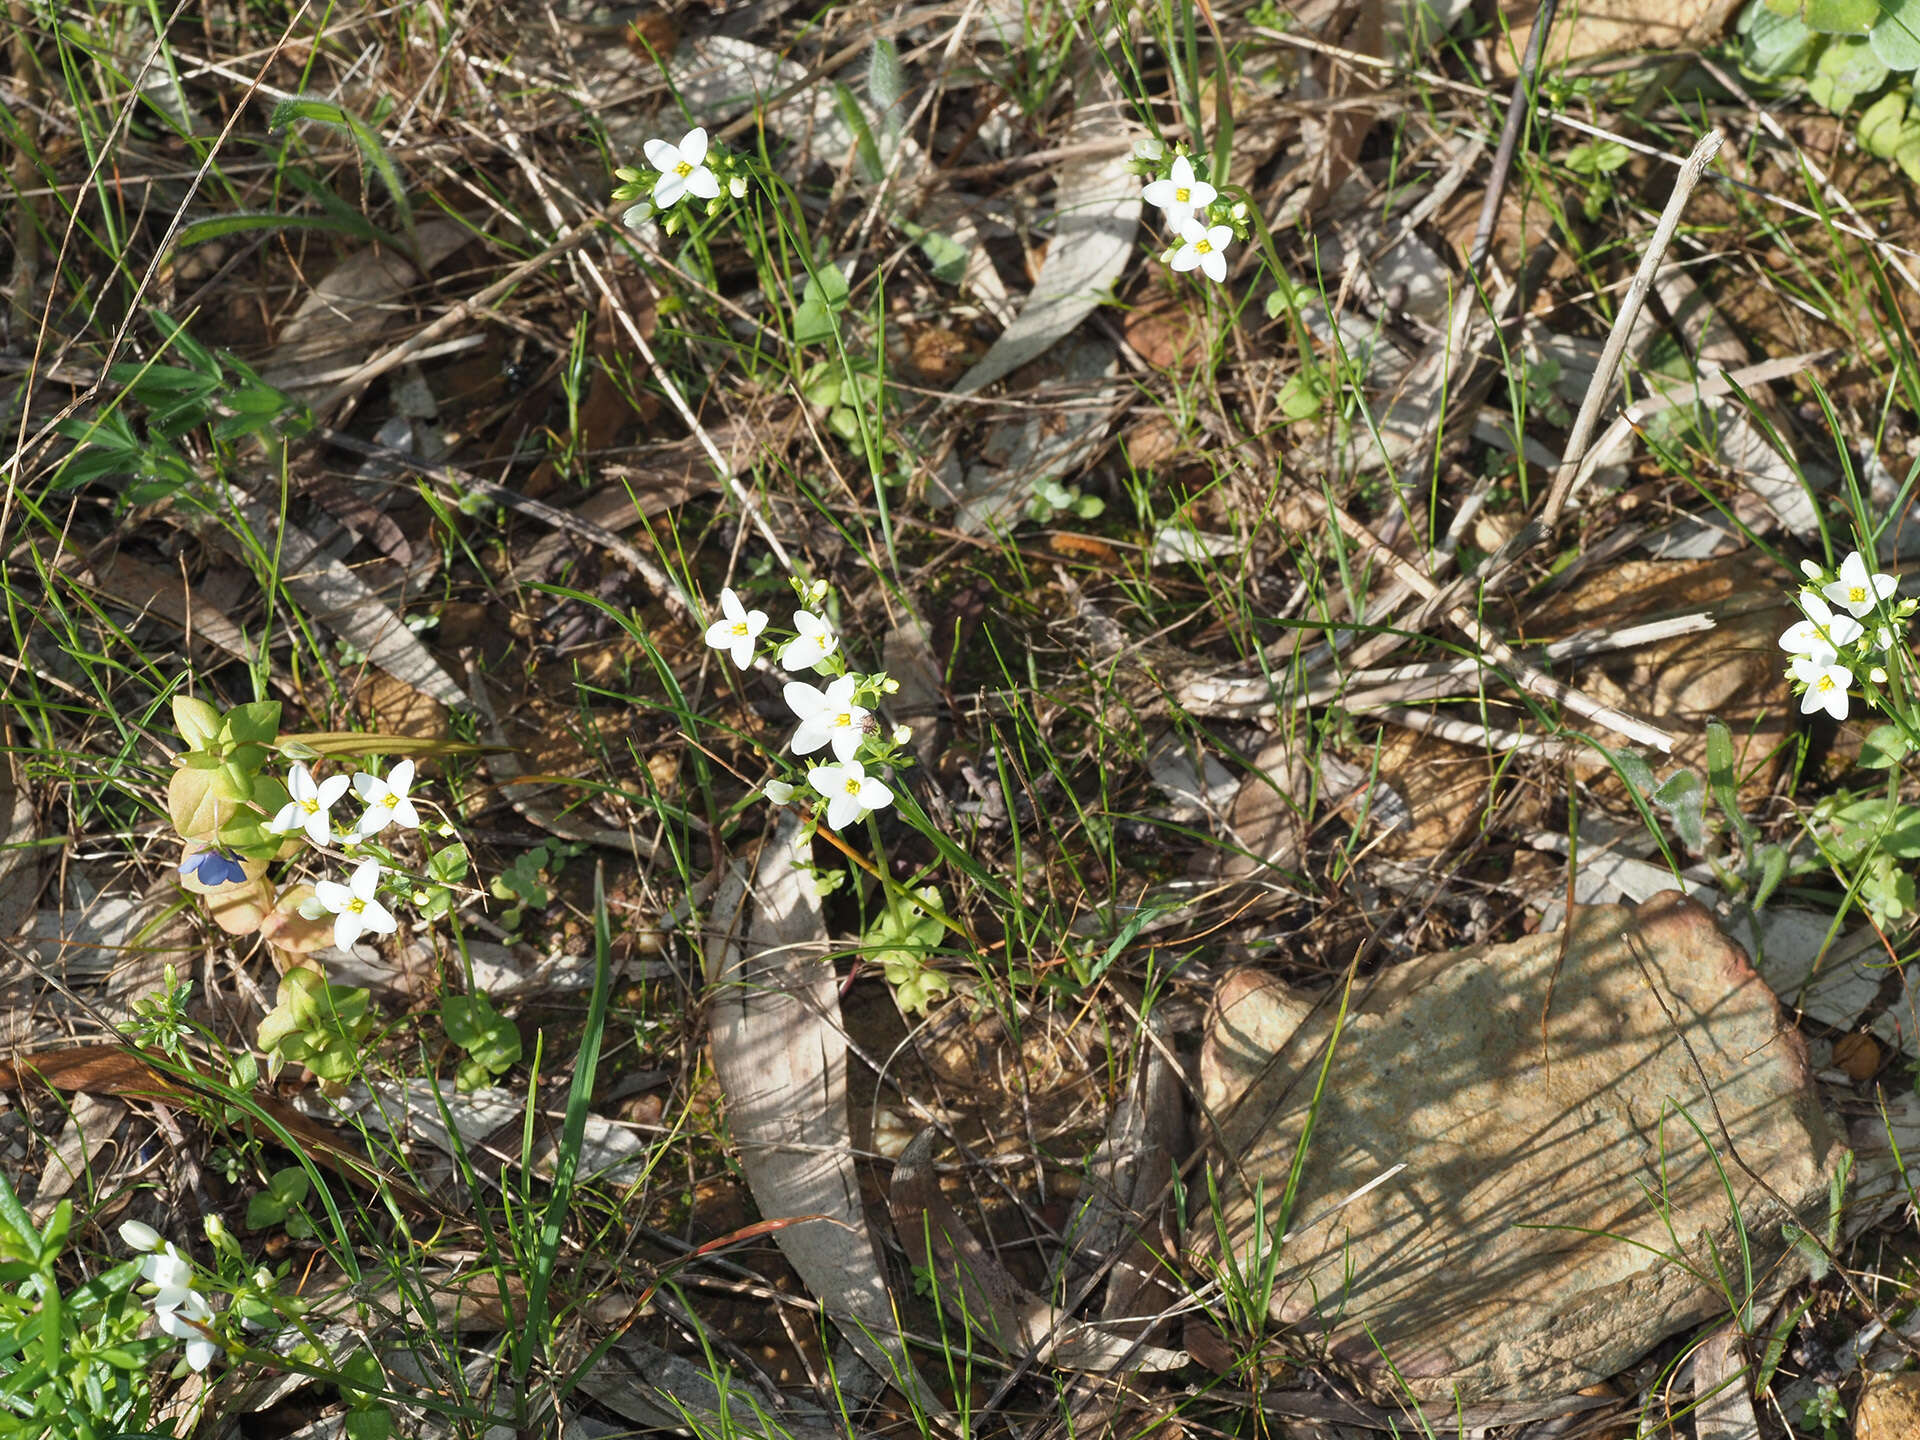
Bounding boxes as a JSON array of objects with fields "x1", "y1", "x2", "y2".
[
  {"x1": 891, "y1": 724, "x2": 913, "y2": 745},
  {"x1": 120, "y1": 1220, "x2": 162, "y2": 1253},
  {"x1": 412, "y1": 890, "x2": 430, "y2": 906},
  {"x1": 205, "y1": 1215, "x2": 228, "y2": 1244},
  {"x1": 1800, "y1": 558, "x2": 1824, "y2": 580},
  {"x1": 882, "y1": 677, "x2": 900, "y2": 694},
  {"x1": 622, "y1": 202, "x2": 653, "y2": 231},
  {"x1": 765, "y1": 780, "x2": 796, "y2": 805},
  {"x1": 807, "y1": 579, "x2": 829, "y2": 604},
  {"x1": 1872, "y1": 667, "x2": 1889, "y2": 684},
  {"x1": 1132, "y1": 135, "x2": 1165, "y2": 162},
  {"x1": 1231, "y1": 201, "x2": 1248, "y2": 220},
  {"x1": 729, "y1": 175, "x2": 748, "y2": 199}
]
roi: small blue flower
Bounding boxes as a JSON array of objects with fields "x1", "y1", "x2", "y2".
[{"x1": 180, "y1": 848, "x2": 247, "y2": 887}]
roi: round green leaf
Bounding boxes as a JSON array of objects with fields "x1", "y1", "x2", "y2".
[
  {"x1": 1873, "y1": 0, "x2": 1920, "y2": 68},
  {"x1": 1804, "y1": 0, "x2": 1879, "y2": 33}
]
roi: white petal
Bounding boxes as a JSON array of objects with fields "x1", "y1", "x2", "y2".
[
  {"x1": 349, "y1": 859, "x2": 383, "y2": 901},
  {"x1": 719, "y1": 586, "x2": 744, "y2": 622},
  {"x1": 386, "y1": 761, "x2": 414, "y2": 799},
  {"x1": 792, "y1": 717, "x2": 833, "y2": 755},
  {"x1": 654, "y1": 171, "x2": 686, "y2": 208},
  {"x1": 1829, "y1": 614, "x2": 1865, "y2": 647},
  {"x1": 784, "y1": 680, "x2": 829, "y2": 718},
  {"x1": 287, "y1": 764, "x2": 317, "y2": 803},
  {"x1": 352, "y1": 771, "x2": 385, "y2": 802},
  {"x1": 728, "y1": 637, "x2": 755, "y2": 670},
  {"x1": 316, "y1": 774, "x2": 351, "y2": 807},
  {"x1": 1176, "y1": 216, "x2": 1208, "y2": 243},
  {"x1": 1169, "y1": 155, "x2": 1195, "y2": 186},
  {"x1": 644, "y1": 137, "x2": 680, "y2": 171},
  {"x1": 858, "y1": 776, "x2": 894, "y2": 811},
  {"x1": 829, "y1": 724, "x2": 865, "y2": 765},
  {"x1": 354, "y1": 810, "x2": 392, "y2": 841},
  {"x1": 120, "y1": 1220, "x2": 162, "y2": 1253},
  {"x1": 679, "y1": 127, "x2": 709, "y2": 166},
  {"x1": 687, "y1": 166, "x2": 720, "y2": 200},
  {"x1": 334, "y1": 910, "x2": 365, "y2": 951},
  {"x1": 764, "y1": 780, "x2": 795, "y2": 804},
  {"x1": 313, "y1": 880, "x2": 352, "y2": 913},
  {"x1": 390, "y1": 797, "x2": 421, "y2": 830},
  {"x1": 302, "y1": 811, "x2": 332, "y2": 848},
  {"x1": 1188, "y1": 180, "x2": 1219, "y2": 208},
  {"x1": 1201, "y1": 249, "x2": 1227, "y2": 283},
  {"x1": 780, "y1": 635, "x2": 825, "y2": 669},
  {"x1": 1170, "y1": 246, "x2": 1200, "y2": 273},
  {"x1": 1141, "y1": 179, "x2": 1177, "y2": 208},
  {"x1": 1799, "y1": 593, "x2": 1836, "y2": 625},
  {"x1": 706, "y1": 617, "x2": 740, "y2": 649},
  {"x1": 185, "y1": 1336, "x2": 218, "y2": 1372},
  {"x1": 268, "y1": 801, "x2": 303, "y2": 835},
  {"x1": 827, "y1": 792, "x2": 862, "y2": 829},
  {"x1": 360, "y1": 899, "x2": 397, "y2": 936}
]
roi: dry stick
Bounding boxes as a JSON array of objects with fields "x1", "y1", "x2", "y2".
[
  {"x1": 1466, "y1": 0, "x2": 1561, "y2": 273},
  {"x1": 1293, "y1": 488, "x2": 1679, "y2": 751},
  {"x1": 1540, "y1": 128, "x2": 1725, "y2": 528}
]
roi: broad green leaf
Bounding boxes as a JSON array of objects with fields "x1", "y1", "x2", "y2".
[
  {"x1": 1805, "y1": 0, "x2": 1878, "y2": 32},
  {"x1": 170, "y1": 766, "x2": 239, "y2": 840},
  {"x1": 222, "y1": 700, "x2": 282, "y2": 746},
  {"x1": 1858, "y1": 721, "x2": 1913, "y2": 768},
  {"x1": 1809, "y1": 36, "x2": 1888, "y2": 110},
  {"x1": 173, "y1": 696, "x2": 221, "y2": 751},
  {"x1": 1651, "y1": 770, "x2": 1707, "y2": 852},
  {"x1": 1873, "y1": 0, "x2": 1920, "y2": 68},
  {"x1": 1741, "y1": 4, "x2": 1820, "y2": 73}
]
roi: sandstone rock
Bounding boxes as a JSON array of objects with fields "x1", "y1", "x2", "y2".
[
  {"x1": 1197, "y1": 891, "x2": 1842, "y2": 1401},
  {"x1": 1857, "y1": 1372, "x2": 1920, "y2": 1440}
]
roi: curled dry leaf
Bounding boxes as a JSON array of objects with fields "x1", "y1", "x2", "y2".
[
  {"x1": 704, "y1": 815, "x2": 947, "y2": 1414},
  {"x1": 890, "y1": 1125, "x2": 1187, "y2": 1372}
]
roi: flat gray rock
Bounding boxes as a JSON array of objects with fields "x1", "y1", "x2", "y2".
[{"x1": 1198, "y1": 892, "x2": 1842, "y2": 1401}]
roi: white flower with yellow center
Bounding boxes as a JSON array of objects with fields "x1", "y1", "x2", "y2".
[
  {"x1": 784, "y1": 675, "x2": 869, "y2": 764},
  {"x1": 1822, "y1": 550, "x2": 1897, "y2": 619},
  {"x1": 644, "y1": 127, "x2": 720, "y2": 209},
  {"x1": 314, "y1": 859, "x2": 398, "y2": 949},
  {"x1": 268, "y1": 763, "x2": 351, "y2": 848},
  {"x1": 780, "y1": 610, "x2": 838, "y2": 670},
  {"x1": 807, "y1": 759, "x2": 895, "y2": 830},
  {"x1": 351, "y1": 760, "x2": 421, "y2": 840},
  {"x1": 703, "y1": 587, "x2": 768, "y2": 670},
  {"x1": 1142, "y1": 155, "x2": 1217, "y2": 229},
  {"x1": 1790, "y1": 653, "x2": 1852, "y2": 720},
  {"x1": 1170, "y1": 217, "x2": 1234, "y2": 283},
  {"x1": 1779, "y1": 593, "x2": 1863, "y2": 657}
]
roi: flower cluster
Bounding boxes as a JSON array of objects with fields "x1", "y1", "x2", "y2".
[
  {"x1": 121, "y1": 1222, "x2": 219, "y2": 1373},
  {"x1": 1133, "y1": 138, "x2": 1249, "y2": 285},
  {"x1": 613, "y1": 125, "x2": 752, "y2": 236},
  {"x1": 703, "y1": 579, "x2": 911, "y2": 830},
  {"x1": 1780, "y1": 550, "x2": 1913, "y2": 721}
]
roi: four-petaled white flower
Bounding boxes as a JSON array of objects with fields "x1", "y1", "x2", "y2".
[
  {"x1": 644, "y1": 127, "x2": 720, "y2": 210},
  {"x1": 129, "y1": 1232, "x2": 220, "y2": 1372},
  {"x1": 1779, "y1": 593, "x2": 1863, "y2": 657},
  {"x1": 352, "y1": 760, "x2": 421, "y2": 840},
  {"x1": 1171, "y1": 217, "x2": 1234, "y2": 283},
  {"x1": 704, "y1": 587, "x2": 767, "y2": 670},
  {"x1": 780, "y1": 610, "x2": 838, "y2": 670},
  {"x1": 1823, "y1": 550, "x2": 1898, "y2": 618},
  {"x1": 314, "y1": 858, "x2": 398, "y2": 950},
  {"x1": 785, "y1": 675, "x2": 870, "y2": 764},
  {"x1": 268, "y1": 763, "x2": 351, "y2": 848},
  {"x1": 1142, "y1": 155, "x2": 1217, "y2": 229},
  {"x1": 140, "y1": 1242, "x2": 198, "y2": 1313},
  {"x1": 807, "y1": 760, "x2": 895, "y2": 830},
  {"x1": 1790, "y1": 653, "x2": 1853, "y2": 720}
]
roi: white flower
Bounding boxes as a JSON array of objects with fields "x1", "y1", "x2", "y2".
[
  {"x1": 784, "y1": 675, "x2": 870, "y2": 764},
  {"x1": 644, "y1": 127, "x2": 720, "y2": 209},
  {"x1": 1790, "y1": 653, "x2": 1853, "y2": 720},
  {"x1": 1823, "y1": 550, "x2": 1898, "y2": 618},
  {"x1": 351, "y1": 760, "x2": 421, "y2": 840},
  {"x1": 140, "y1": 1243, "x2": 197, "y2": 1312},
  {"x1": 764, "y1": 780, "x2": 796, "y2": 805},
  {"x1": 703, "y1": 587, "x2": 767, "y2": 670},
  {"x1": 1799, "y1": 558, "x2": 1825, "y2": 580},
  {"x1": 728, "y1": 174, "x2": 748, "y2": 199},
  {"x1": 1170, "y1": 217, "x2": 1234, "y2": 283},
  {"x1": 1132, "y1": 135, "x2": 1166, "y2": 162},
  {"x1": 156, "y1": 1287, "x2": 219, "y2": 1372},
  {"x1": 314, "y1": 859, "x2": 398, "y2": 950},
  {"x1": 1142, "y1": 155, "x2": 1217, "y2": 228},
  {"x1": 120, "y1": 1220, "x2": 163, "y2": 1254},
  {"x1": 1874, "y1": 622, "x2": 1904, "y2": 651},
  {"x1": 807, "y1": 760, "x2": 895, "y2": 830},
  {"x1": 1780, "y1": 593, "x2": 1864, "y2": 656},
  {"x1": 267, "y1": 763, "x2": 351, "y2": 848},
  {"x1": 780, "y1": 611, "x2": 838, "y2": 670}
]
